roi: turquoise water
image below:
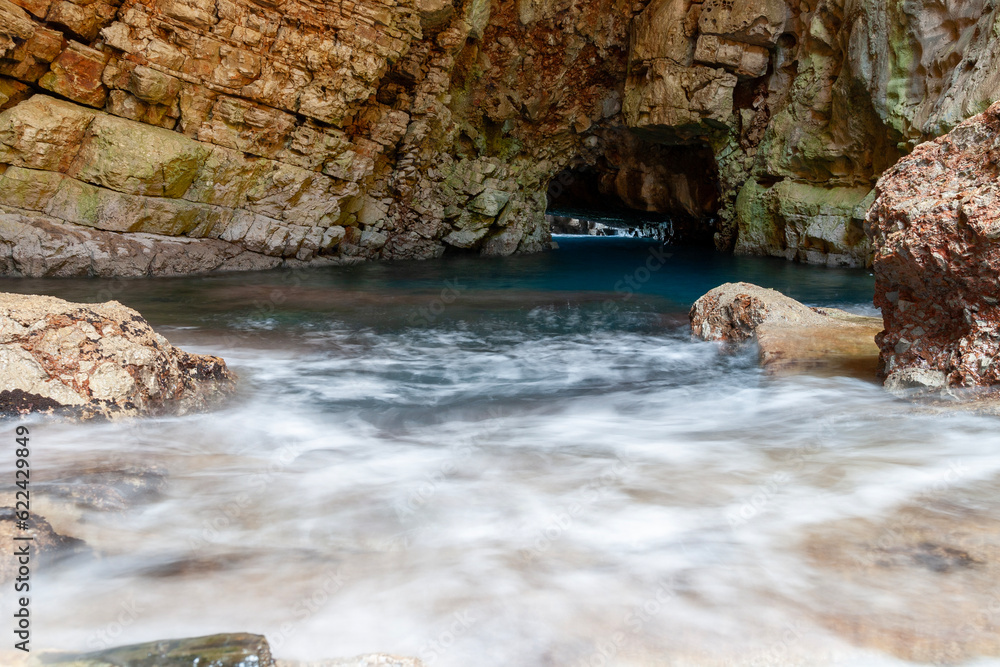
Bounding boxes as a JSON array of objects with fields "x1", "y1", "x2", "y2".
[
  {"x1": 0, "y1": 237, "x2": 876, "y2": 330},
  {"x1": 10, "y1": 239, "x2": 999, "y2": 666}
]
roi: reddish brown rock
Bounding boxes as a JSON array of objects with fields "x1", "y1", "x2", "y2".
[
  {"x1": 0, "y1": 291, "x2": 236, "y2": 418},
  {"x1": 38, "y1": 40, "x2": 109, "y2": 107},
  {"x1": 867, "y1": 101, "x2": 1000, "y2": 394}
]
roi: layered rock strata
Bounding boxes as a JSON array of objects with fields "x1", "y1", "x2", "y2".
[
  {"x1": 0, "y1": 291, "x2": 235, "y2": 418},
  {"x1": 1, "y1": 0, "x2": 999, "y2": 274},
  {"x1": 867, "y1": 101, "x2": 1000, "y2": 394},
  {"x1": 0, "y1": 0, "x2": 646, "y2": 273}
]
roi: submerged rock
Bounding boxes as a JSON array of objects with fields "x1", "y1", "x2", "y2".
[
  {"x1": 690, "y1": 282, "x2": 881, "y2": 377},
  {"x1": 0, "y1": 292, "x2": 235, "y2": 419},
  {"x1": 30, "y1": 634, "x2": 426, "y2": 667},
  {"x1": 278, "y1": 656, "x2": 423, "y2": 667},
  {"x1": 0, "y1": 508, "x2": 88, "y2": 583},
  {"x1": 35, "y1": 462, "x2": 168, "y2": 511},
  {"x1": 802, "y1": 475, "x2": 1000, "y2": 663},
  {"x1": 38, "y1": 633, "x2": 274, "y2": 667},
  {"x1": 868, "y1": 101, "x2": 1000, "y2": 395}
]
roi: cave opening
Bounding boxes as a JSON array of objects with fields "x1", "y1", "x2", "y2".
[{"x1": 544, "y1": 138, "x2": 721, "y2": 245}]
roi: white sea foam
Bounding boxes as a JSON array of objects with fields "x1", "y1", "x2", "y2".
[{"x1": 14, "y1": 320, "x2": 1000, "y2": 666}]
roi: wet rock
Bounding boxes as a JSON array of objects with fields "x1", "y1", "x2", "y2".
[
  {"x1": 690, "y1": 282, "x2": 881, "y2": 377},
  {"x1": 867, "y1": 101, "x2": 1000, "y2": 393},
  {"x1": 0, "y1": 507, "x2": 88, "y2": 582},
  {"x1": 0, "y1": 206, "x2": 284, "y2": 276},
  {"x1": 0, "y1": 291, "x2": 235, "y2": 418},
  {"x1": 278, "y1": 656, "x2": 423, "y2": 667},
  {"x1": 39, "y1": 633, "x2": 274, "y2": 667},
  {"x1": 802, "y1": 477, "x2": 1000, "y2": 663},
  {"x1": 35, "y1": 463, "x2": 167, "y2": 511}
]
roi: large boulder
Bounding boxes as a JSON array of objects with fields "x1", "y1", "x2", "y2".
[
  {"x1": 0, "y1": 292, "x2": 235, "y2": 418},
  {"x1": 690, "y1": 282, "x2": 881, "y2": 377},
  {"x1": 867, "y1": 101, "x2": 1000, "y2": 394}
]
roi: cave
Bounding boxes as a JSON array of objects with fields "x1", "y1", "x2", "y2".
[{"x1": 545, "y1": 135, "x2": 721, "y2": 245}]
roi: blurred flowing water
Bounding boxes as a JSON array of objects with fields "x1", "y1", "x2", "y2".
[{"x1": 3, "y1": 238, "x2": 998, "y2": 666}]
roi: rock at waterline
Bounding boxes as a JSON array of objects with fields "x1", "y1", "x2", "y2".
[
  {"x1": 22, "y1": 633, "x2": 425, "y2": 667},
  {"x1": 689, "y1": 282, "x2": 882, "y2": 378},
  {"x1": 0, "y1": 508, "x2": 88, "y2": 583},
  {"x1": 0, "y1": 292, "x2": 235, "y2": 419},
  {"x1": 802, "y1": 472, "x2": 1000, "y2": 663},
  {"x1": 36, "y1": 633, "x2": 273, "y2": 667},
  {"x1": 868, "y1": 100, "x2": 1000, "y2": 392}
]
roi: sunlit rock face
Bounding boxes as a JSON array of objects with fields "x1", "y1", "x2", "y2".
[{"x1": 1, "y1": 0, "x2": 999, "y2": 274}]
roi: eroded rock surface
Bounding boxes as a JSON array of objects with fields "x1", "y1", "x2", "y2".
[
  {"x1": 0, "y1": 0, "x2": 650, "y2": 272},
  {"x1": 0, "y1": 507, "x2": 87, "y2": 582},
  {"x1": 0, "y1": 291, "x2": 234, "y2": 418},
  {"x1": 690, "y1": 282, "x2": 881, "y2": 376},
  {"x1": 867, "y1": 102, "x2": 1000, "y2": 394},
  {"x1": 38, "y1": 633, "x2": 274, "y2": 666},
  {"x1": 1, "y1": 0, "x2": 999, "y2": 272}
]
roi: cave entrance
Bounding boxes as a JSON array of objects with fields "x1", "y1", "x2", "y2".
[{"x1": 545, "y1": 137, "x2": 720, "y2": 244}]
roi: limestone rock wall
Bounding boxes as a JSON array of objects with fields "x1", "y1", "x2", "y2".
[
  {"x1": 625, "y1": 0, "x2": 1000, "y2": 267},
  {"x1": 1, "y1": 0, "x2": 999, "y2": 275},
  {"x1": 0, "y1": 0, "x2": 645, "y2": 274}
]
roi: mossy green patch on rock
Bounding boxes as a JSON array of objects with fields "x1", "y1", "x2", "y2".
[
  {"x1": 38, "y1": 633, "x2": 272, "y2": 667},
  {"x1": 735, "y1": 179, "x2": 873, "y2": 267},
  {"x1": 67, "y1": 114, "x2": 211, "y2": 198}
]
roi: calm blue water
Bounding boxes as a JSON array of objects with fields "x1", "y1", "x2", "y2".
[
  {"x1": 5, "y1": 239, "x2": 997, "y2": 667},
  {"x1": 0, "y1": 237, "x2": 877, "y2": 330}
]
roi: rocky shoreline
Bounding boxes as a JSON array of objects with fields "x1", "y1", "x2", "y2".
[{"x1": 0, "y1": 291, "x2": 235, "y2": 419}]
